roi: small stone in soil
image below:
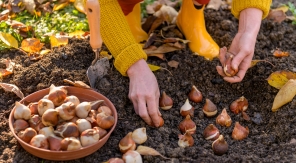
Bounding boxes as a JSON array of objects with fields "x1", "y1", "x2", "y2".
[{"x1": 251, "y1": 112, "x2": 262, "y2": 125}]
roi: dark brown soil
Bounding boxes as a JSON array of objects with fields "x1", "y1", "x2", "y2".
[{"x1": 1, "y1": 1, "x2": 296, "y2": 162}]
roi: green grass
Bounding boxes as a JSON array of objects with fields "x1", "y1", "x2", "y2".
[{"x1": 286, "y1": 2, "x2": 296, "y2": 25}]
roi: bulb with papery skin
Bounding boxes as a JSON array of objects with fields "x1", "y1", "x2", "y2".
[
  {"x1": 48, "y1": 84, "x2": 67, "y2": 106},
  {"x1": 13, "y1": 119, "x2": 29, "y2": 133},
  {"x1": 76, "y1": 119, "x2": 92, "y2": 133},
  {"x1": 17, "y1": 127, "x2": 37, "y2": 143},
  {"x1": 180, "y1": 99, "x2": 194, "y2": 117},
  {"x1": 119, "y1": 132, "x2": 136, "y2": 154},
  {"x1": 13, "y1": 101, "x2": 31, "y2": 120},
  {"x1": 122, "y1": 150, "x2": 142, "y2": 163},
  {"x1": 30, "y1": 134, "x2": 49, "y2": 149},
  {"x1": 232, "y1": 122, "x2": 249, "y2": 140},
  {"x1": 37, "y1": 99, "x2": 54, "y2": 116},
  {"x1": 159, "y1": 91, "x2": 173, "y2": 110},
  {"x1": 54, "y1": 122, "x2": 79, "y2": 138},
  {"x1": 188, "y1": 85, "x2": 203, "y2": 103},
  {"x1": 56, "y1": 102, "x2": 76, "y2": 120},
  {"x1": 42, "y1": 109, "x2": 58, "y2": 126},
  {"x1": 93, "y1": 126, "x2": 107, "y2": 138},
  {"x1": 212, "y1": 135, "x2": 228, "y2": 155},
  {"x1": 203, "y1": 124, "x2": 220, "y2": 141},
  {"x1": 216, "y1": 108, "x2": 232, "y2": 127},
  {"x1": 96, "y1": 112, "x2": 115, "y2": 130},
  {"x1": 28, "y1": 102, "x2": 39, "y2": 115},
  {"x1": 60, "y1": 137, "x2": 82, "y2": 151},
  {"x1": 106, "y1": 158, "x2": 124, "y2": 163},
  {"x1": 75, "y1": 100, "x2": 103, "y2": 118},
  {"x1": 39, "y1": 126, "x2": 54, "y2": 138},
  {"x1": 29, "y1": 114, "x2": 44, "y2": 132},
  {"x1": 132, "y1": 127, "x2": 147, "y2": 144},
  {"x1": 80, "y1": 128, "x2": 100, "y2": 147},
  {"x1": 178, "y1": 132, "x2": 194, "y2": 148},
  {"x1": 179, "y1": 115, "x2": 196, "y2": 134},
  {"x1": 98, "y1": 106, "x2": 113, "y2": 116},
  {"x1": 230, "y1": 96, "x2": 248, "y2": 114},
  {"x1": 64, "y1": 95, "x2": 80, "y2": 107},
  {"x1": 48, "y1": 134, "x2": 63, "y2": 151},
  {"x1": 203, "y1": 99, "x2": 217, "y2": 117}
]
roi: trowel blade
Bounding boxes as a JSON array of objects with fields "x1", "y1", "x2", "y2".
[{"x1": 86, "y1": 57, "x2": 110, "y2": 88}]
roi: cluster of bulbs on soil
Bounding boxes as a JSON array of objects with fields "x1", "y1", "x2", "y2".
[
  {"x1": 13, "y1": 84, "x2": 115, "y2": 151},
  {"x1": 159, "y1": 85, "x2": 249, "y2": 156}
]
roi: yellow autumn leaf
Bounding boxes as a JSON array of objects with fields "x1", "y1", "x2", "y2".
[
  {"x1": 68, "y1": 30, "x2": 85, "y2": 38},
  {"x1": 275, "y1": 5, "x2": 289, "y2": 13},
  {"x1": 100, "y1": 51, "x2": 112, "y2": 60},
  {"x1": 74, "y1": 0, "x2": 86, "y2": 14},
  {"x1": 40, "y1": 49, "x2": 51, "y2": 55},
  {"x1": 53, "y1": 2, "x2": 69, "y2": 11},
  {"x1": 0, "y1": 32, "x2": 18, "y2": 48},
  {"x1": 267, "y1": 71, "x2": 296, "y2": 89},
  {"x1": 50, "y1": 35, "x2": 69, "y2": 48},
  {"x1": 148, "y1": 64, "x2": 161, "y2": 71},
  {"x1": 250, "y1": 60, "x2": 261, "y2": 68},
  {"x1": 21, "y1": 38, "x2": 44, "y2": 53},
  {"x1": 272, "y1": 79, "x2": 296, "y2": 112}
]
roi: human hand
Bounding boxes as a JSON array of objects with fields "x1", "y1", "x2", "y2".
[
  {"x1": 216, "y1": 8, "x2": 263, "y2": 83},
  {"x1": 127, "y1": 59, "x2": 161, "y2": 127}
]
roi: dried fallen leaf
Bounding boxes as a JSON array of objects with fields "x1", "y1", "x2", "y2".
[
  {"x1": 74, "y1": 0, "x2": 85, "y2": 13},
  {"x1": 273, "y1": 49, "x2": 289, "y2": 58},
  {"x1": 136, "y1": 145, "x2": 170, "y2": 160},
  {"x1": 267, "y1": 9, "x2": 286, "y2": 23},
  {"x1": 167, "y1": 60, "x2": 179, "y2": 68},
  {"x1": 22, "y1": 0, "x2": 36, "y2": 15},
  {"x1": 21, "y1": 38, "x2": 44, "y2": 53},
  {"x1": 63, "y1": 79, "x2": 90, "y2": 89},
  {"x1": 53, "y1": 2, "x2": 69, "y2": 11},
  {"x1": 50, "y1": 35, "x2": 69, "y2": 48},
  {"x1": 148, "y1": 53, "x2": 165, "y2": 60},
  {"x1": 148, "y1": 17, "x2": 164, "y2": 34},
  {"x1": 0, "y1": 82, "x2": 24, "y2": 99},
  {"x1": 144, "y1": 44, "x2": 180, "y2": 55},
  {"x1": 242, "y1": 112, "x2": 250, "y2": 121},
  {"x1": 267, "y1": 71, "x2": 296, "y2": 89},
  {"x1": 206, "y1": 0, "x2": 222, "y2": 10},
  {"x1": 0, "y1": 59, "x2": 15, "y2": 77},
  {"x1": 142, "y1": 16, "x2": 158, "y2": 33},
  {"x1": 0, "y1": 32, "x2": 18, "y2": 48},
  {"x1": 148, "y1": 64, "x2": 161, "y2": 72},
  {"x1": 153, "y1": 5, "x2": 178, "y2": 24},
  {"x1": 249, "y1": 60, "x2": 274, "y2": 68},
  {"x1": 143, "y1": 33, "x2": 157, "y2": 49},
  {"x1": 272, "y1": 79, "x2": 296, "y2": 112}
]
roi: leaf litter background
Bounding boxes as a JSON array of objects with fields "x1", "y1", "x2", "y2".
[{"x1": 1, "y1": 0, "x2": 296, "y2": 162}]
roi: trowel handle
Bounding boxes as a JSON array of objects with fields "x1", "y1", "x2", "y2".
[{"x1": 86, "y1": 0, "x2": 102, "y2": 50}]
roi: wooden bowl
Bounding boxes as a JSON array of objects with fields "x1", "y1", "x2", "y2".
[{"x1": 9, "y1": 86, "x2": 117, "y2": 161}]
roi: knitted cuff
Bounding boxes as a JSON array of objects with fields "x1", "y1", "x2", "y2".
[
  {"x1": 231, "y1": 0, "x2": 272, "y2": 19},
  {"x1": 114, "y1": 43, "x2": 147, "y2": 76},
  {"x1": 99, "y1": 0, "x2": 147, "y2": 76}
]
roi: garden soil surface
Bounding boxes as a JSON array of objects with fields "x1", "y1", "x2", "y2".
[{"x1": 1, "y1": 0, "x2": 296, "y2": 162}]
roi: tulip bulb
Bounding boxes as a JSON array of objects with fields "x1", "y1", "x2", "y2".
[
  {"x1": 28, "y1": 102, "x2": 38, "y2": 115},
  {"x1": 188, "y1": 85, "x2": 202, "y2": 103},
  {"x1": 230, "y1": 96, "x2": 248, "y2": 114},
  {"x1": 178, "y1": 132, "x2": 194, "y2": 148},
  {"x1": 86, "y1": 116, "x2": 98, "y2": 128},
  {"x1": 13, "y1": 119, "x2": 29, "y2": 133},
  {"x1": 96, "y1": 112, "x2": 115, "y2": 130},
  {"x1": 39, "y1": 126, "x2": 54, "y2": 138},
  {"x1": 75, "y1": 102, "x2": 91, "y2": 118},
  {"x1": 54, "y1": 122, "x2": 79, "y2": 138},
  {"x1": 37, "y1": 99, "x2": 54, "y2": 116},
  {"x1": 203, "y1": 124, "x2": 220, "y2": 141},
  {"x1": 212, "y1": 135, "x2": 228, "y2": 155},
  {"x1": 132, "y1": 127, "x2": 147, "y2": 144},
  {"x1": 30, "y1": 134, "x2": 49, "y2": 149},
  {"x1": 122, "y1": 150, "x2": 142, "y2": 163},
  {"x1": 60, "y1": 137, "x2": 82, "y2": 151},
  {"x1": 179, "y1": 115, "x2": 196, "y2": 134},
  {"x1": 216, "y1": 108, "x2": 232, "y2": 127},
  {"x1": 76, "y1": 119, "x2": 92, "y2": 133},
  {"x1": 119, "y1": 132, "x2": 136, "y2": 153},
  {"x1": 232, "y1": 122, "x2": 249, "y2": 140},
  {"x1": 13, "y1": 101, "x2": 31, "y2": 120},
  {"x1": 223, "y1": 53, "x2": 238, "y2": 77},
  {"x1": 93, "y1": 126, "x2": 107, "y2": 138},
  {"x1": 159, "y1": 91, "x2": 173, "y2": 110},
  {"x1": 17, "y1": 127, "x2": 37, "y2": 143},
  {"x1": 203, "y1": 99, "x2": 217, "y2": 117},
  {"x1": 80, "y1": 129, "x2": 100, "y2": 147},
  {"x1": 48, "y1": 134, "x2": 63, "y2": 151},
  {"x1": 106, "y1": 158, "x2": 124, "y2": 163},
  {"x1": 48, "y1": 84, "x2": 67, "y2": 106},
  {"x1": 42, "y1": 109, "x2": 58, "y2": 126},
  {"x1": 56, "y1": 102, "x2": 76, "y2": 120},
  {"x1": 98, "y1": 106, "x2": 113, "y2": 116},
  {"x1": 29, "y1": 114, "x2": 44, "y2": 132},
  {"x1": 180, "y1": 99, "x2": 194, "y2": 117},
  {"x1": 64, "y1": 95, "x2": 80, "y2": 107},
  {"x1": 150, "y1": 116, "x2": 164, "y2": 127}
]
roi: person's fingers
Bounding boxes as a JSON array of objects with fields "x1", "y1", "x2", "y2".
[
  {"x1": 219, "y1": 47, "x2": 228, "y2": 65},
  {"x1": 231, "y1": 50, "x2": 250, "y2": 71},
  {"x1": 223, "y1": 61, "x2": 249, "y2": 83},
  {"x1": 129, "y1": 92, "x2": 139, "y2": 115},
  {"x1": 147, "y1": 95, "x2": 160, "y2": 127},
  {"x1": 216, "y1": 66, "x2": 226, "y2": 77},
  {"x1": 137, "y1": 98, "x2": 152, "y2": 126}
]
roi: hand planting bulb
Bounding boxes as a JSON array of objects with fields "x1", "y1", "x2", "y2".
[
  {"x1": 42, "y1": 108, "x2": 59, "y2": 126},
  {"x1": 131, "y1": 127, "x2": 147, "y2": 144},
  {"x1": 64, "y1": 95, "x2": 80, "y2": 107},
  {"x1": 30, "y1": 134, "x2": 49, "y2": 149},
  {"x1": 76, "y1": 119, "x2": 92, "y2": 133},
  {"x1": 37, "y1": 99, "x2": 54, "y2": 116},
  {"x1": 54, "y1": 122, "x2": 79, "y2": 138},
  {"x1": 13, "y1": 101, "x2": 31, "y2": 120},
  {"x1": 39, "y1": 126, "x2": 54, "y2": 138},
  {"x1": 75, "y1": 100, "x2": 103, "y2": 118},
  {"x1": 17, "y1": 127, "x2": 37, "y2": 143},
  {"x1": 80, "y1": 128, "x2": 100, "y2": 147},
  {"x1": 60, "y1": 137, "x2": 82, "y2": 151},
  {"x1": 122, "y1": 150, "x2": 142, "y2": 163},
  {"x1": 56, "y1": 102, "x2": 76, "y2": 120},
  {"x1": 48, "y1": 134, "x2": 63, "y2": 151},
  {"x1": 48, "y1": 84, "x2": 68, "y2": 106}
]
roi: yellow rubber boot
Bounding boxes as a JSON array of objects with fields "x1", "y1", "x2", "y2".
[
  {"x1": 177, "y1": 0, "x2": 219, "y2": 60},
  {"x1": 125, "y1": 3, "x2": 148, "y2": 43}
]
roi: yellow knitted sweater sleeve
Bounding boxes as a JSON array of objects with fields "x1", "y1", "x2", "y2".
[
  {"x1": 231, "y1": 0, "x2": 272, "y2": 19},
  {"x1": 99, "y1": 0, "x2": 147, "y2": 76}
]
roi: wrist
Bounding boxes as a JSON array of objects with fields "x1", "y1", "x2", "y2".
[
  {"x1": 127, "y1": 59, "x2": 148, "y2": 77},
  {"x1": 238, "y1": 8, "x2": 263, "y2": 35}
]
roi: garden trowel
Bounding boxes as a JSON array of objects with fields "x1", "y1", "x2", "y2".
[{"x1": 86, "y1": 0, "x2": 110, "y2": 88}]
